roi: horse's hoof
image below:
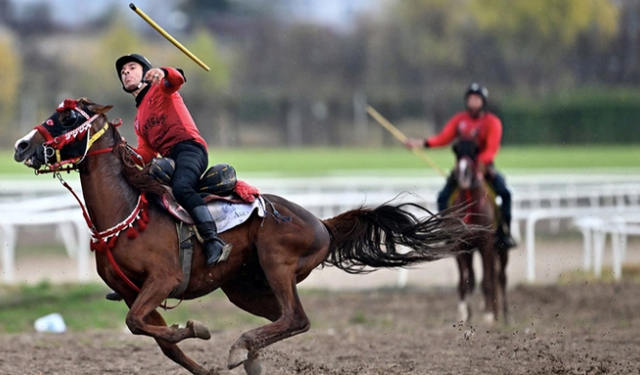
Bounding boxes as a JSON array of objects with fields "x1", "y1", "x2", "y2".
[
  {"x1": 228, "y1": 346, "x2": 249, "y2": 370},
  {"x1": 483, "y1": 312, "x2": 496, "y2": 325},
  {"x1": 187, "y1": 320, "x2": 211, "y2": 340},
  {"x1": 457, "y1": 301, "x2": 469, "y2": 323},
  {"x1": 244, "y1": 353, "x2": 262, "y2": 375}
]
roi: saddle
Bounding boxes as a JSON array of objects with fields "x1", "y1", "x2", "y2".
[
  {"x1": 149, "y1": 158, "x2": 261, "y2": 225},
  {"x1": 147, "y1": 158, "x2": 265, "y2": 299}
]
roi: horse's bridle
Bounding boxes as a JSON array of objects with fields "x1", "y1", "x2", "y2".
[
  {"x1": 33, "y1": 100, "x2": 118, "y2": 174},
  {"x1": 30, "y1": 100, "x2": 151, "y2": 297}
]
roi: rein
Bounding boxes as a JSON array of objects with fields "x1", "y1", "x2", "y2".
[
  {"x1": 35, "y1": 104, "x2": 182, "y2": 308},
  {"x1": 35, "y1": 105, "x2": 148, "y2": 296},
  {"x1": 56, "y1": 171, "x2": 148, "y2": 294}
]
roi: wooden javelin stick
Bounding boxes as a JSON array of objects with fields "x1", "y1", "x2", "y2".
[
  {"x1": 366, "y1": 105, "x2": 446, "y2": 177},
  {"x1": 129, "y1": 3, "x2": 211, "y2": 72}
]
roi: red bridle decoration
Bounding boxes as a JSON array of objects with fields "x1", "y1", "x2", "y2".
[
  {"x1": 34, "y1": 102, "x2": 147, "y2": 295},
  {"x1": 55, "y1": 156, "x2": 149, "y2": 295},
  {"x1": 34, "y1": 105, "x2": 177, "y2": 305},
  {"x1": 32, "y1": 100, "x2": 120, "y2": 173}
]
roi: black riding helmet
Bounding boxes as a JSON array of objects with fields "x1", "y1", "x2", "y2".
[
  {"x1": 115, "y1": 54, "x2": 153, "y2": 93},
  {"x1": 464, "y1": 83, "x2": 489, "y2": 109}
]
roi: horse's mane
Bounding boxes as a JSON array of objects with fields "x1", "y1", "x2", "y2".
[{"x1": 114, "y1": 141, "x2": 167, "y2": 198}]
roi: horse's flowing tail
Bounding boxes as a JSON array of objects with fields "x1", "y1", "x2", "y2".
[{"x1": 322, "y1": 203, "x2": 484, "y2": 274}]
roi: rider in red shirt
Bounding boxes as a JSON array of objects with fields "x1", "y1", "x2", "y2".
[
  {"x1": 115, "y1": 54, "x2": 231, "y2": 266},
  {"x1": 406, "y1": 84, "x2": 515, "y2": 248}
]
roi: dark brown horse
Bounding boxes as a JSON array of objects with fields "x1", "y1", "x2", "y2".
[
  {"x1": 450, "y1": 139, "x2": 508, "y2": 324},
  {"x1": 14, "y1": 98, "x2": 480, "y2": 375}
]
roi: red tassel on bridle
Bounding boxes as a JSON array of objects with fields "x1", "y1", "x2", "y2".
[
  {"x1": 56, "y1": 99, "x2": 77, "y2": 112},
  {"x1": 127, "y1": 226, "x2": 138, "y2": 239}
]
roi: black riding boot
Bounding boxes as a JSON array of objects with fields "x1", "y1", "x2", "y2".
[
  {"x1": 105, "y1": 291, "x2": 123, "y2": 301},
  {"x1": 497, "y1": 216, "x2": 517, "y2": 250},
  {"x1": 191, "y1": 205, "x2": 232, "y2": 265}
]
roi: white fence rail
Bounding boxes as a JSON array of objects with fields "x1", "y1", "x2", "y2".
[
  {"x1": 574, "y1": 213, "x2": 640, "y2": 280},
  {"x1": 1, "y1": 173, "x2": 639, "y2": 284}
]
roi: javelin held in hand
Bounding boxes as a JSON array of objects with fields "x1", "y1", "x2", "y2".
[{"x1": 366, "y1": 105, "x2": 446, "y2": 177}]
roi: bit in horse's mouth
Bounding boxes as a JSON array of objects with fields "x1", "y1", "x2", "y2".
[{"x1": 23, "y1": 155, "x2": 41, "y2": 169}]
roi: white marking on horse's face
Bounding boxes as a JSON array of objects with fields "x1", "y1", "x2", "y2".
[
  {"x1": 459, "y1": 158, "x2": 468, "y2": 173},
  {"x1": 458, "y1": 158, "x2": 473, "y2": 189},
  {"x1": 14, "y1": 129, "x2": 36, "y2": 151}
]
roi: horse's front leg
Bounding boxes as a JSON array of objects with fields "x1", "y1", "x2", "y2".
[
  {"x1": 146, "y1": 310, "x2": 212, "y2": 375},
  {"x1": 124, "y1": 276, "x2": 211, "y2": 344},
  {"x1": 480, "y1": 236, "x2": 498, "y2": 324},
  {"x1": 456, "y1": 252, "x2": 474, "y2": 323}
]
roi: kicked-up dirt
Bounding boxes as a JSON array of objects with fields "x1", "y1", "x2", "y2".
[{"x1": 1, "y1": 282, "x2": 639, "y2": 375}]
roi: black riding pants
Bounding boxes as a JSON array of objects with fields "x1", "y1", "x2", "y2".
[
  {"x1": 168, "y1": 141, "x2": 208, "y2": 214},
  {"x1": 437, "y1": 170, "x2": 512, "y2": 226}
]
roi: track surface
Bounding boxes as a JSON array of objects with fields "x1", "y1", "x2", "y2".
[{"x1": 1, "y1": 282, "x2": 639, "y2": 375}]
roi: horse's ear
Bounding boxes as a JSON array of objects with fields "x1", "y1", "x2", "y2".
[{"x1": 87, "y1": 103, "x2": 114, "y2": 114}]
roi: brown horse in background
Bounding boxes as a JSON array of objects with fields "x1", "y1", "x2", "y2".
[
  {"x1": 13, "y1": 98, "x2": 482, "y2": 375},
  {"x1": 451, "y1": 139, "x2": 508, "y2": 324}
]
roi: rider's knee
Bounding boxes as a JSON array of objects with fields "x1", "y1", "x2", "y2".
[{"x1": 171, "y1": 178, "x2": 192, "y2": 198}]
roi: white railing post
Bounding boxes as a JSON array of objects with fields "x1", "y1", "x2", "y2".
[
  {"x1": 526, "y1": 212, "x2": 538, "y2": 282},
  {"x1": 593, "y1": 229, "x2": 607, "y2": 277},
  {"x1": 0, "y1": 224, "x2": 16, "y2": 283}
]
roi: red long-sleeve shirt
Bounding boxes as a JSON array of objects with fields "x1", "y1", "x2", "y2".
[
  {"x1": 426, "y1": 111, "x2": 502, "y2": 165},
  {"x1": 133, "y1": 67, "x2": 207, "y2": 163}
]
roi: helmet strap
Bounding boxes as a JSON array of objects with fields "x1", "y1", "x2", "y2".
[{"x1": 123, "y1": 81, "x2": 146, "y2": 94}]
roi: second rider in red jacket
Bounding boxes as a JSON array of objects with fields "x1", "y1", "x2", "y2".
[{"x1": 406, "y1": 84, "x2": 514, "y2": 248}]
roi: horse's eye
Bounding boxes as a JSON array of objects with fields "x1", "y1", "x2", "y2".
[{"x1": 60, "y1": 111, "x2": 78, "y2": 127}]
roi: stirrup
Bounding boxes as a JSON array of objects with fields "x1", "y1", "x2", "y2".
[
  {"x1": 206, "y1": 239, "x2": 233, "y2": 266},
  {"x1": 217, "y1": 243, "x2": 233, "y2": 263}
]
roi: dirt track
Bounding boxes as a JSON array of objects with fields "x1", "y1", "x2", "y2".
[{"x1": 1, "y1": 282, "x2": 639, "y2": 375}]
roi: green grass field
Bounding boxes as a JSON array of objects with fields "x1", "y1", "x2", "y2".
[{"x1": 1, "y1": 145, "x2": 638, "y2": 176}]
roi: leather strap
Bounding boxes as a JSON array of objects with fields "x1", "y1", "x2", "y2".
[{"x1": 169, "y1": 222, "x2": 195, "y2": 299}]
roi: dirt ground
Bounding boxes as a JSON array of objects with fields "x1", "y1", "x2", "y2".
[{"x1": 1, "y1": 282, "x2": 639, "y2": 375}]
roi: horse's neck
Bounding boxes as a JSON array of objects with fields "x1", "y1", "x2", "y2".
[{"x1": 79, "y1": 142, "x2": 139, "y2": 232}]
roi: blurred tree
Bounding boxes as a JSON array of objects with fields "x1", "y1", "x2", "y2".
[
  {"x1": 62, "y1": 10, "x2": 144, "y2": 139},
  {"x1": 180, "y1": 0, "x2": 234, "y2": 15},
  {"x1": 0, "y1": 0, "x2": 13, "y2": 24},
  {"x1": 469, "y1": 0, "x2": 620, "y2": 89},
  {"x1": 178, "y1": 27, "x2": 230, "y2": 92},
  {"x1": 362, "y1": 0, "x2": 475, "y2": 102},
  {"x1": 0, "y1": 28, "x2": 21, "y2": 133},
  {"x1": 168, "y1": 27, "x2": 231, "y2": 145},
  {"x1": 470, "y1": 0, "x2": 618, "y2": 47},
  {"x1": 94, "y1": 12, "x2": 144, "y2": 86}
]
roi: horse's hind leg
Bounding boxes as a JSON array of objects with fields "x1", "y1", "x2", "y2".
[
  {"x1": 456, "y1": 252, "x2": 474, "y2": 323},
  {"x1": 225, "y1": 260, "x2": 310, "y2": 370},
  {"x1": 221, "y1": 278, "x2": 281, "y2": 375}
]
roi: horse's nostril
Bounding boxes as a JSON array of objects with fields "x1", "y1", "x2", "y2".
[{"x1": 17, "y1": 141, "x2": 29, "y2": 151}]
